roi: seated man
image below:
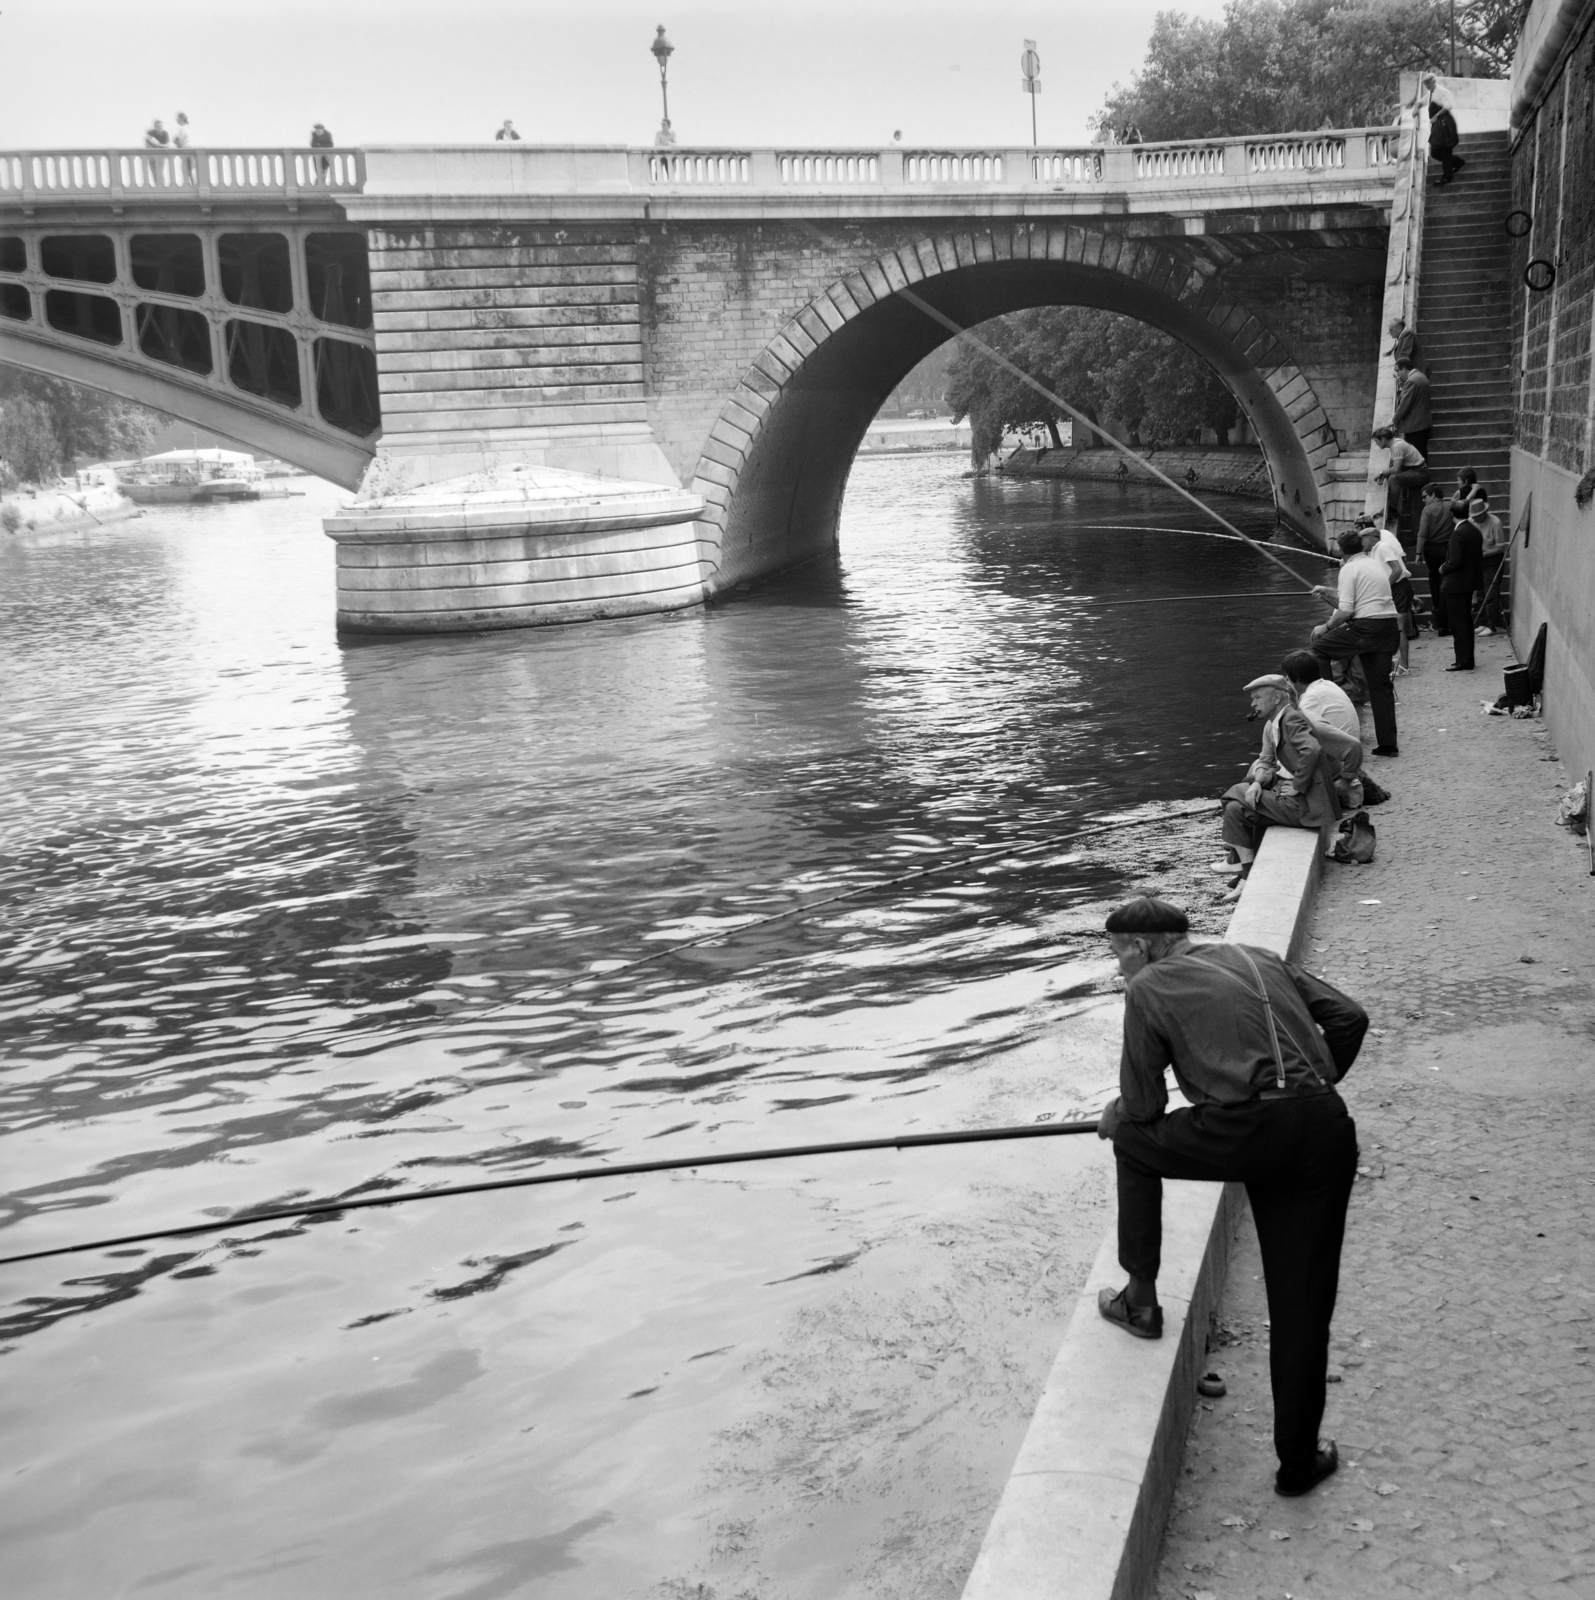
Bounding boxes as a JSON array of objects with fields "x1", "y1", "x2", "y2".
[
  {"x1": 1371, "y1": 425, "x2": 1429, "y2": 541},
  {"x1": 1095, "y1": 896, "x2": 1366, "y2": 1498},
  {"x1": 1281, "y1": 649, "x2": 1365, "y2": 809},
  {"x1": 1216, "y1": 674, "x2": 1339, "y2": 900}
]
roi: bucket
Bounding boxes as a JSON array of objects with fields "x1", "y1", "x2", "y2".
[{"x1": 1504, "y1": 663, "x2": 1533, "y2": 706}]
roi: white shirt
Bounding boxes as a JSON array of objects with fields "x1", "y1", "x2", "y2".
[
  {"x1": 1374, "y1": 529, "x2": 1410, "y2": 582},
  {"x1": 1337, "y1": 552, "x2": 1398, "y2": 618},
  {"x1": 1298, "y1": 678, "x2": 1361, "y2": 742}
]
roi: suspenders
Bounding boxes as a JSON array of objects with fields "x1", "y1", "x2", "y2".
[{"x1": 1227, "y1": 945, "x2": 1331, "y2": 1093}]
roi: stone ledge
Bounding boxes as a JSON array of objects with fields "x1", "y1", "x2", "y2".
[{"x1": 960, "y1": 824, "x2": 1324, "y2": 1600}]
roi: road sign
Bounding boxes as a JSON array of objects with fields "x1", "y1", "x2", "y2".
[{"x1": 1021, "y1": 39, "x2": 1041, "y2": 92}]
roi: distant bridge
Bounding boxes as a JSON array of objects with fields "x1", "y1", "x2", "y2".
[{"x1": 2, "y1": 133, "x2": 1399, "y2": 577}]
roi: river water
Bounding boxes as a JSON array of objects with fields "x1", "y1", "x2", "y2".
[{"x1": 0, "y1": 459, "x2": 1320, "y2": 1598}]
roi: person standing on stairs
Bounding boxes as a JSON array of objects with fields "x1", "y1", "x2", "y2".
[
  {"x1": 1425, "y1": 76, "x2": 1465, "y2": 185},
  {"x1": 1440, "y1": 501, "x2": 1486, "y2": 670},
  {"x1": 1386, "y1": 317, "x2": 1424, "y2": 374},
  {"x1": 1392, "y1": 360, "x2": 1432, "y2": 473},
  {"x1": 1473, "y1": 491, "x2": 1508, "y2": 634},
  {"x1": 1417, "y1": 482, "x2": 1454, "y2": 637}
]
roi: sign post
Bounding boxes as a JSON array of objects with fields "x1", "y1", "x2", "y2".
[{"x1": 1021, "y1": 40, "x2": 1041, "y2": 148}]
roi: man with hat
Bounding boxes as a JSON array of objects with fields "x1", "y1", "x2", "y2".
[
  {"x1": 1215, "y1": 674, "x2": 1338, "y2": 899},
  {"x1": 1096, "y1": 896, "x2": 1366, "y2": 1497}
]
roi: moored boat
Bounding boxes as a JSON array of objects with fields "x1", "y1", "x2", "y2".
[{"x1": 117, "y1": 448, "x2": 262, "y2": 504}]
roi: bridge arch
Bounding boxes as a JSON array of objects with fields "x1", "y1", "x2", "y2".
[
  {"x1": 0, "y1": 328, "x2": 376, "y2": 488},
  {"x1": 691, "y1": 224, "x2": 1345, "y2": 588}
]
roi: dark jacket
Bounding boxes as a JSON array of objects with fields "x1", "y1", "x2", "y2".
[
  {"x1": 1440, "y1": 519, "x2": 1484, "y2": 594},
  {"x1": 1393, "y1": 369, "x2": 1432, "y2": 433},
  {"x1": 1392, "y1": 328, "x2": 1424, "y2": 372}
]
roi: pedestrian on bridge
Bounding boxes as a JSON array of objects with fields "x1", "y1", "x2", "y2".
[
  {"x1": 495, "y1": 119, "x2": 521, "y2": 141},
  {"x1": 1094, "y1": 896, "x2": 1365, "y2": 1498},
  {"x1": 143, "y1": 118, "x2": 169, "y2": 148}
]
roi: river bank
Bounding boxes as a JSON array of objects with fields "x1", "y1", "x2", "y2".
[
  {"x1": 1000, "y1": 446, "x2": 1272, "y2": 502},
  {"x1": 1, "y1": 480, "x2": 139, "y2": 535},
  {"x1": 1153, "y1": 625, "x2": 1595, "y2": 1596}
]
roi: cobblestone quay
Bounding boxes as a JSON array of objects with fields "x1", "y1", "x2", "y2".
[{"x1": 1155, "y1": 628, "x2": 1595, "y2": 1598}]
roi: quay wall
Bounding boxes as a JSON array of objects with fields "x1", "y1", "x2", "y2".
[
  {"x1": 1508, "y1": 0, "x2": 1595, "y2": 785},
  {"x1": 999, "y1": 445, "x2": 1272, "y2": 501},
  {"x1": 0, "y1": 482, "x2": 138, "y2": 536}
]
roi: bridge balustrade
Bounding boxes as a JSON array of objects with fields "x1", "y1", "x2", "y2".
[
  {"x1": 1032, "y1": 152, "x2": 1103, "y2": 183},
  {"x1": 0, "y1": 148, "x2": 365, "y2": 204},
  {"x1": 1134, "y1": 145, "x2": 1226, "y2": 179},
  {"x1": 647, "y1": 152, "x2": 751, "y2": 185},
  {"x1": 778, "y1": 153, "x2": 880, "y2": 184},
  {"x1": 904, "y1": 152, "x2": 1007, "y2": 183},
  {"x1": 1246, "y1": 136, "x2": 1346, "y2": 173}
]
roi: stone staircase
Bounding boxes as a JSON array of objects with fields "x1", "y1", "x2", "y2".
[{"x1": 1412, "y1": 130, "x2": 1513, "y2": 615}]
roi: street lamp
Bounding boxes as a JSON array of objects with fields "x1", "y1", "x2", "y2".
[{"x1": 651, "y1": 25, "x2": 676, "y2": 148}]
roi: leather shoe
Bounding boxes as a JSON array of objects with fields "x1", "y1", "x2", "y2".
[
  {"x1": 1445, "y1": 664, "x2": 1474, "y2": 672},
  {"x1": 1098, "y1": 1286, "x2": 1163, "y2": 1340},
  {"x1": 1372, "y1": 745, "x2": 1399, "y2": 757},
  {"x1": 1275, "y1": 1439, "x2": 1339, "y2": 1497}
]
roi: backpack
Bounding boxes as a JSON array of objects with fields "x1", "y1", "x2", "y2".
[{"x1": 1330, "y1": 810, "x2": 1377, "y2": 865}]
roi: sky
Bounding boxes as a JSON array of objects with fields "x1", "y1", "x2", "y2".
[{"x1": 0, "y1": 0, "x2": 1234, "y2": 151}]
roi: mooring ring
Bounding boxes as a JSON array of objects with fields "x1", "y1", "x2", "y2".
[
  {"x1": 1505, "y1": 208, "x2": 1533, "y2": 238},
  {"x1": 1525, "y1": 257, "x2": 1557, "y2": 293}
]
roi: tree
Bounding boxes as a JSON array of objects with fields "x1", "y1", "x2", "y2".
[
  {"x1": 0, "y1": 369, "x2": 162, "y2": 468},
  {"x1": 944, "y1": 307, "x2": 1239, "y2": 459},
  {"x1": 0, "y1": 396, "x2": 62, "y2": 484},
  {"x1": 1094, "y1": 0, "x2": 1516, "y2": 142}
]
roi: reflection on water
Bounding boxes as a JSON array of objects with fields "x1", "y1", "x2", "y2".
[{"x1": 0, "y1": 460, "x2": 1321, "y2": 1595}]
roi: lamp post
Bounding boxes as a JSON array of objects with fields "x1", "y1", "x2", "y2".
[{"x1": 651, "y1": 25, "x2": 676, "y2": 148}]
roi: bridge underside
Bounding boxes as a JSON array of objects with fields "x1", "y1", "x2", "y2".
[{"x1": 681, "y1": 224, "x2": 1386, "y2": 587}]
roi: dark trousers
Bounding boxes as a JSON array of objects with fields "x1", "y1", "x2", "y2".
[
  {"x1": 1445, "y1": 590, "x2": 1475, "y2": 666},
  {"x1": 1220, "y1": 781, "x2": 1313, "y2": 855},
  {"x1": 1313, "y1": 617, "x2": 1400, "y2": 749},
  {"x1": 1385, "y1": 466, "x2": 1430, "y2": 539},
  {"x1": 1481, "y1": 553, "x2": 1506, "y2": 629},
  {"x1": 1402, "y1": 427, "x2": 1431, "y2": 466},
  {"x1": 1432, "y1": 145, "x2": 1462, "y2": 182},
  {"x1": 1423, "y1": 541, "x2": 1450, "y2": 633},
  {"x1": 1114, "y1": 1095, "x2": 1358, "y2": 1472}
]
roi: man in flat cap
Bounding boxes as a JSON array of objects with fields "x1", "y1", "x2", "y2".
[
  {"x1": 1216, "y1": 674, "x2": 1338, "y2": 899},
  {"x1": 1096, "y1": 897, "x2": 1366, "y2": 1497}
]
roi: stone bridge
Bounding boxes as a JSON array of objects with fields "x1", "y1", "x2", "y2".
[{"x1": 1, "y1": 132, "x2": 1400, "y2": 624}]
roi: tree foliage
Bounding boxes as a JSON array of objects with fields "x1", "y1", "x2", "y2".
[
  {"x1": 0, "y1": 396, "x2": 62, "y2": 485},
  {"x1": 0, "y1": 369, "x2": 162, "y2": 481},
  {"x1": 944, "y1": 308, "x2": 1239, "y2": 458},
  {"x1": 1094, "y1": 0, "x2": 1518, "y2": 141}
]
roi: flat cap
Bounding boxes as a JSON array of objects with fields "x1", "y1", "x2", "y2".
[
  {"x1": 1105, "y1": 897, "x2": 1190, "y2": 934},
  {"x1": 1243, "y1": 673, "x2": 1291, "y2": 693}
]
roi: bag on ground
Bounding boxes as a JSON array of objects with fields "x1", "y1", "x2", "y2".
[{"x1": 1331, "y1": 810, "x2": 1377, "y2": 864}]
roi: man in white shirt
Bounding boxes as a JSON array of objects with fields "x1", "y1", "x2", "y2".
[
  {"x1": 1364, "y1": 520, "x2": 1415, "y2": 672},
  {"x1": 1283, "y1": 649, "x2": 1365, "y2": 809},
  {"x1": 1309, "y1": 530, "x2": 1401, "y2": 757}
]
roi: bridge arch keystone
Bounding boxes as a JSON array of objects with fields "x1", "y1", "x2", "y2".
[{"x1": 687, "y1": 224, "x2": 1347, "y2": 591}]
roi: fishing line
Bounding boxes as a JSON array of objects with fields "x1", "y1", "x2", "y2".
[
  {"x1": 1077, "y1": 590, "x2": 1320, "y2": 609},
  {"x1": 1069, "y1": 523, "x2": 1340, "y2": 565},
  {"x1": 0, "y1": 1117, "x2": 1103, "y2": 1268},
  {"x1": 882, "y1": 276, "x2": 1331, "y2": 599}
]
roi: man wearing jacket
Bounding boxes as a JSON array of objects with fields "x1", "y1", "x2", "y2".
[
  {"x1": 1391, "y1": 360, "x2": 1432, "y2": 465},
  {"x1": 1215, "y1": 674, "x2": 1340, "y2": 898},
  {"x1": 1095, "y1": 896, "x2": 1366, "y2": 1497},
  {"x1": 1441, "y1": 501, "x2": 1486, "y2": 669}
]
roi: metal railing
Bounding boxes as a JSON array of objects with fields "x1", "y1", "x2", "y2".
[{"x1": 0, "y1": 147, "x2": 366, "y2": 204}]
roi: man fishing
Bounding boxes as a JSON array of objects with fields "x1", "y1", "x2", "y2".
[{"x1": 1094, "y1": 897, "x2": 1366, "y2": 1497}]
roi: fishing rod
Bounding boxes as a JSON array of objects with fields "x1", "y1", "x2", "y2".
[
  {"x1": 0, "y1": 1116, "x2": 1103, "y2": 1268},
  {"x1": 1077, "y1": 590, "x2": 1320, "y2": 609},
  {"x1": 1070, "y1": 523, "x2": 1340, "y2": 565}
]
